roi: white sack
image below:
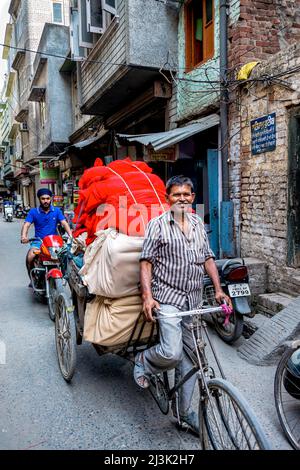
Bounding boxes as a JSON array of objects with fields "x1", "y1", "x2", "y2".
[
  {"x1": 80, "y1": 229, "x2": 144, "y2": 298},
  {"x1": 83, "y1": 295, "x2": 154, "y2": 347}
]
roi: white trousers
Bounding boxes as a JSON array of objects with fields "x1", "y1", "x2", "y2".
[{"x1": 143, "y1": 301, "x2": 198, "y2": 415}]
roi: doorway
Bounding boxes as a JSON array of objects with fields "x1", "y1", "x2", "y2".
[{"x1": 288, "y1": 107, "x2": 300, "y2": 267}]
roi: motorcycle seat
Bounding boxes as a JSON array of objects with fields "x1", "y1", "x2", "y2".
[
  {"x1": 215, "y1": 259, "x2": 229, "y2": 270},
  {"x1": 215, "y1": 258, "x2": 244, "y2": 273}
]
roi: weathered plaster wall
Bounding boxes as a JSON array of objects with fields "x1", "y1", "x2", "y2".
[
  {"x1": 176, "y1": 0, "x2": 239, "y2": 123},
  {"x1": 128, "y1": 0, "x2": 178, "y2": 69}
]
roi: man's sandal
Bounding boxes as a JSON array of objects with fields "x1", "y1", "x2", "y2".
[{"x1": 133, "y1": 352, "x2": 149, "y2": 389}]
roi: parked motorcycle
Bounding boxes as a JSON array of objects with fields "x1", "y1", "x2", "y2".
[
  {"x1": 203, "y1": 258, "x2": 252, "y2": 343},
  {"x1": 4, "y1": 205, "x2": 13, "y2": 222},
  {"x1": 28, "y1": 236, "x2": 65, "y2": 321},
  {"x1": 23, "y1": 205, "x2": 30, "y2": 217}
]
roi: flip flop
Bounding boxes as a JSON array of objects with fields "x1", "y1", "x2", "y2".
[{"x1": 134, "y1": 352, "x2": 149, "y2": 389}]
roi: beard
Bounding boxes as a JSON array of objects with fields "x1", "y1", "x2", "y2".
[{"x1": 40, "y1": 202, "x2": 50, "y2": 210}]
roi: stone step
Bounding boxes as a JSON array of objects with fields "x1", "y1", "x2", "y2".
[
  {"x1": 278, "y1": 271, "x2": 300, "y2": 296},
  {"x1": 280, "y1": 281, "x2": 300, "y2": 296},
  {"x1": 237, "y1": 295, "x2": 300, "y2": 365},
  {"x1": 255, "y1": 292, "x2": 296, "y2": 316},
  {"x1": 242, "y1": 314, "x2": 269, "y2": 339}
]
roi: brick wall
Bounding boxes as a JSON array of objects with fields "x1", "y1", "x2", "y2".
[
  {"x1": 229, "y1": 42, "x2": 300, "y2": 293},
  {"x1": 228, "y1": 2, "x2": 300, "y2": 273},
  {"x1": 228, "y1": 0, "x2": 300, "y2": 73}
]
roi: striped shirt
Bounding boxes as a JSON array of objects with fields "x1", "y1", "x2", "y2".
[{"x1": 140, "y1": 211, "x2": 215, "y2": 309}]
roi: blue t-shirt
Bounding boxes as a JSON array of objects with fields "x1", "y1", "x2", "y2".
[{"x1": 25, "y1": 205, "x2": 65, "y2": 240}]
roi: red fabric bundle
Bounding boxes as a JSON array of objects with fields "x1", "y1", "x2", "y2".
[{"x1": 73, "y1": 157, "x2": 168, "y2": 244}]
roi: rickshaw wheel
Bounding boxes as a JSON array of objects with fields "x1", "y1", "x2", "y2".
[
  {"x1": 148, "y1": 375, "x2": 169, "y2": 415},
  {"x1": 55, "y1": 292, "x2": 76, "y2": 382}
]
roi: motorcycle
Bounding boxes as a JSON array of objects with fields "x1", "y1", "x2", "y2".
[
  {"x1": 203, "y1": 258, "x2": 252, "y2": 343},
  {"x1": 15, "y1": 205, "x2": 25, "y2": 218},
  {"x1": 23, "y1": 205, "x2": 30, "y2": 217},
  {"x1": 4, "y1": 205, "x2": 13, "y2": 222},
  {"x1": 28, "y1": 236, "x2": 65, "y2": 321}
]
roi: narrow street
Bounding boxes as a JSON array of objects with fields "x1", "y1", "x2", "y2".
[{"x1": 0, "y1": 219, "x2": 292, "y2": 450}]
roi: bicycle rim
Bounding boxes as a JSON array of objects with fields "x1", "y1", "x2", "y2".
[
  {"x1": 199, "y1": 378, "x2": 270, "y2": 450},
  {"x1": 55, "y1": 293, "x2": 76, "y2": 382},
  {"x1": 274, "y1": 347, "x2": 300, "y2": 450}
]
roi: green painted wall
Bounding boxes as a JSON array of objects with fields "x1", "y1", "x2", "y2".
[{"x1": 177, "y1": 0, "x2": 221, "y2": 122}]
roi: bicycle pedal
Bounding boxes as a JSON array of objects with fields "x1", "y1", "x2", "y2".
[{"x1": 175, "y1": 421, "x2": 199, "y2": 437}]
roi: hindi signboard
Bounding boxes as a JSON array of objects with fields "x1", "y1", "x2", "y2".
[
  {"x1": 251, "y1": 113, "x2": 276, "y2": 155},
  {"x1": 73, "y1": 187, "x2": 79, "y2": 205},
  {"x1": 145, "y1": 146, "x2": 178, "y2": 162},
  {"x1": 53, "y1": 195, "x2": 64, "y2": 207}
]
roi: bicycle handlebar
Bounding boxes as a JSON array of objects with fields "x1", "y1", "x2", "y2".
[
  {"x1": 154, "y1": 303, "x2": 233, "y2": 319},
  {"x1": 28, "y1": 237, "x2": 43, "y2": 243}
]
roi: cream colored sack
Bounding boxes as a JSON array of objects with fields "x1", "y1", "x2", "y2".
[
  {"x1": 80, "y1": 229, "x2": 144, "y2": 297},
  {"x1": 83, "y1": 295, "x2": 153, "y2": 346}
]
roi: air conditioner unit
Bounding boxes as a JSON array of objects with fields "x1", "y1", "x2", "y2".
[{"x1": 20, "y1": 122, "x2": 28, "y2": 132}]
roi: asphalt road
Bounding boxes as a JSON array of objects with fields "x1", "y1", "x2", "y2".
[{"x1": 0, "y1": 217, "x2": 292, "y2": 450}]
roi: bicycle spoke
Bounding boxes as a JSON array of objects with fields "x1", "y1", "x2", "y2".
[
  {"x1": 55, "y1": 294, "x2": 76, "y2": 382},
  {"x1": 275, "y1": 346, "x2": 300, "y2": 449},
  {"x1": 202, "y1": 379, "x2": 268, "y2": 450}
]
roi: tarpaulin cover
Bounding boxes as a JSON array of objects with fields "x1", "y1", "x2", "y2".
[{"x1": 73, "y1": 157, "x2": 167, "y2": 244}]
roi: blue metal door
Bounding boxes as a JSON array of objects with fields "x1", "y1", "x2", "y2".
[{"x1": 207, "y1": 149, "x2": 219, "y2": 258}]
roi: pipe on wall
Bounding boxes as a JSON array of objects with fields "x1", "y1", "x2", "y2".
[{"x1": 220, "y1": 0, "x2": 229, "y2": 202}]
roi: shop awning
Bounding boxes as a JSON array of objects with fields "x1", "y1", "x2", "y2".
[
  {"x1": 70, "y1": 136, "x2": 102, "y2": 149},
  {"x1": 117, "y1": 114, "x2": 220, "y2": 151},
  {"x1": 59, "y1": 130, "x2": 108, "y2": 158}
]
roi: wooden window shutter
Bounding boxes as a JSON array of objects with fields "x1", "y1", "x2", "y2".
[
  {"x1": 185, "y1": 0, "x2": 214, "y2": 71},
  {"x1": 185, "y1": 1, "x2": 193, "y2": 71},
  {"x1": 204, "y1": 0, "x2": 214, "y2": 60}
]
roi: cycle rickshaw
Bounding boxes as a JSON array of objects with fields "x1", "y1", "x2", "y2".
[{"x1": 53, "y1": 244, "x2": 270, "y2": 450}]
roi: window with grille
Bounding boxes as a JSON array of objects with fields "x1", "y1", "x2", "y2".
[{"x1": 185, "y1": 0, "x2": 214, "y2": 71}]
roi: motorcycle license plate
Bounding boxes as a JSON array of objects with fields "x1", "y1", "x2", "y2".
[
  {"x1": 228, "y1": 283, "x2": 251, "y2": 297},
  {"x1": 43, "y1": 261, "x2": 59, "y2": 266}
]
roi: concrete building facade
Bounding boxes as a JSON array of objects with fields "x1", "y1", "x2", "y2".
[{"x1": 3, "y1": 0, "x2": 70, "y2": 204}]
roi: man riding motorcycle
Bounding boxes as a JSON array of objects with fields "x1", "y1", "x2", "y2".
[{"x1": 20, "y1": 188, "x2": 72, "y2": 283}]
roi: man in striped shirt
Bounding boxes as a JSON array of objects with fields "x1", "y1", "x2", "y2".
[{"x1": 134, "y1": 175, "x2": 231, "y2": 434}]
